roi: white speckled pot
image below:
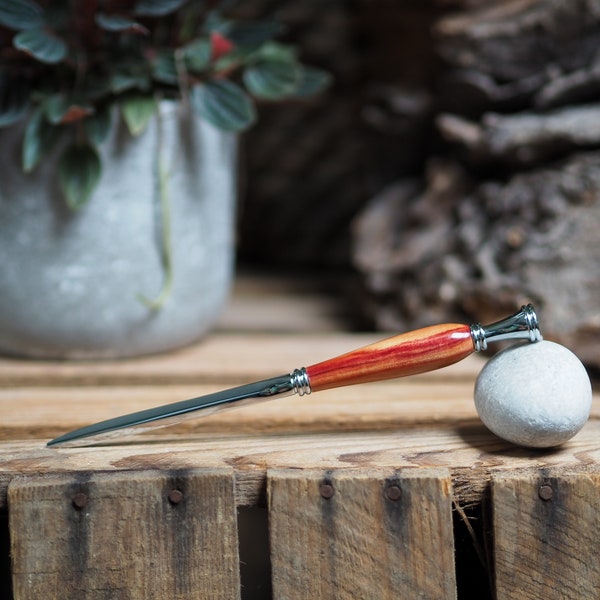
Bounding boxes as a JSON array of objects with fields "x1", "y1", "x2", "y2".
[{"x1": 0, "y1": 101, "x2": 237, "y2": 359}]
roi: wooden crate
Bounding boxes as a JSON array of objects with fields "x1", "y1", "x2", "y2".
[{"x1": 0, "y1": 273, "x2": 598, "y2": 599}]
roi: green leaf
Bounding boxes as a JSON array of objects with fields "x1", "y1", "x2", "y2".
[
  {"x1": 95, "y1": 13, "x2": 148, "y2": 34},
  {"x1": 202, "y1": 11, "x2": 228, "y2": 35},
  {"x1": 243, "y1": 59, "x2": 301, "y2": 100},
  {"x1": 0, "y1": 0, "x2": 44, "y2": 30},
  {"x1": 289, "y1": 66, "x2": 332, "y2": 98},
  {"x1": 110, "y1": 71, "x2": 151, "y2": 94},
  {"x1": 211, "y1": 51, "x2": 243, "y2": 74},
  {"x1": 13, "y1": 27, "x2": 67, "y2": 64},
  {"x1": 252, "y1": 41, "x2": 297, "y2": 63},
  {"x1": 183, "y1": 38, "x2": 211, "y2": 72},
  {"x1": 152, "y1": 50, "x2": 178, "y2": 85},
  {"x1": 134, "y1": 0, "x2": 188, "y2": 17},
  {"x1": 58, "y1": 143, "x2": 101, "y2": 210},
  {"x1": 22, "y1": 107, "x2": 61, "y2": 172},
  {"x1": 226, "y1": 21, "x2": 282, "y2": 49},
  {"x1": 84, "y1": 105, "x2": 113, "y2": 147},
  {"x1": 190, "y1": 80, "x2": 256, "y2": 132},
  {"x1": 0, "y1": 74, "x2": 30, "y2": 127},
  {"x1": 120, "y1": 94, "x2": 157, "y2": 136}
]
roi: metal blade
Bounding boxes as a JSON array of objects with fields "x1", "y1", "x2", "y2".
[{"x1": 47, "y1": 373, "x2": 294, "y2": 448}]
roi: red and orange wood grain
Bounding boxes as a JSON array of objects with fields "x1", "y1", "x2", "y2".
[{"x1": 306, "y1": 324, "x2": 474, "y2": 392}]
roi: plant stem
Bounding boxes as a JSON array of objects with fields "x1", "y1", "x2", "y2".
[{"x1": 138, "y1": 104, "x2": 174, "y2": 311}]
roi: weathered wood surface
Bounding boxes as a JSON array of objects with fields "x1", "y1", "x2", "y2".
[
  {"x1": 9, "y1": 468, "x2": 240, "y2": 600},
  {"x1": 0, "y1": 277, "x2": 600, "y2": 506},
  {"x1": 1, "y1": 416, "x2": 600, "y2": 512},
  {"x1": 492, "y1": 467, "x2": 600, "y2": 599},
  {"x1": 0, "y1": 332, "x2": 484, "y2": 388},
  {"x1": 0, "y1": 377, "x2": 485, "y2": 440},
  {"x1": 0, "y1": 272, "x2": 598, "y2": 599},
  {"x1": 0, "y1": 272, "x2": 597, "y2": 515},
  {"x1": 268, "y1": 467, "x2": 456, "y2": 600}
]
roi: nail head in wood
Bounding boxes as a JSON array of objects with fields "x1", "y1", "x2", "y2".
[
  {"x1": 72, "y1": 492, "x2": 88, "y2": 510},
  {"x1": 168, "y1": 489, "x2": 184, "y2": 505},
  {"x1": 319, "y1": 482, "x2": 335, "y2": 499},
  {"x1": 538, "y1": 484, "x2": 554, "y2": 501},
  {"x1": 386, "y1": 484, "x2": 402, "y2": 501}
]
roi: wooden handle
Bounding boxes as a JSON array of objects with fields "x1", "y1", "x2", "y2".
[{"x1": 306, "y1": 324, "x2": 474, "y2": 392}]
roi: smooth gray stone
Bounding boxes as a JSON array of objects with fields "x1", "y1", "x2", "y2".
[{"x1": 475, "y1": 340, "x2": 592, "y2": 448}]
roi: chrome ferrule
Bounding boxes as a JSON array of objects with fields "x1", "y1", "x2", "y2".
[
  {"x1": 290, "y1": 367, "x2": 311, "y2": 396},
  {"x1": 470, "y1": 304, "x2": 542, "y2": 352}
]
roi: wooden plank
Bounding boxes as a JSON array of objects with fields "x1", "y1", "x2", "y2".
[
  {"x1": 0, "y1": 373, "x2": 597, "y2": 443},
  {"x1": 9, "y1": 468, "x2": 240, "y2": 600},
  {"x1": 492, "y1": 467, "x2": 600, "y2": 600},
  {"x1": 267, "y1": 467, "x2": 456, "y2": 600},
  {"x1": 0, "y1": 379, "x2": 484, "y2": 441},
  {"x1": 2, "y1": 419, "x2": 600, "y2": 510},
  {"x1": 0, "y1": 333, "x2": 487, "y2": 387},
  {"x1": 217, "y1": 272, "x2": 347, "y2": 333}
]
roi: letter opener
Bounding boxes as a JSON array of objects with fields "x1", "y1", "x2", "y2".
[{"x1": 47, "y1": 304, "x2": 541, "y2": 447}]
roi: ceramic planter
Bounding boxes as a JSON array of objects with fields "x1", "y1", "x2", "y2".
[{"x1": 0, "y1": 101, "x2": 237, "y2": 358}]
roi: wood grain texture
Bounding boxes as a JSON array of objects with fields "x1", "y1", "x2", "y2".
[
  {"x1": 9, "y1": 468, "x2": 240, "y2": 600},
  {"x1": 1, "y1": 272, "x2": 599, "y2": 600},
  {"x1": 2, "y1": 417, "x2": 600, "y2": 510},
  {"x1": 492, "y1": 467, "x2": 600, "y2": 600},
  {"x1": 0, "y1": 378, "x2": 485, "y2": 441},
  {"x1": 0, "y1": 333, "x2": 484, "y2": 388},
  {"x1": 307, "y1": 324, "x2": 474, "y2": 391},
  {"x1": 267, "y1": 467, "x2": 456, "y2": 600}
]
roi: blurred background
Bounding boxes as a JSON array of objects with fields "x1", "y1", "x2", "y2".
[
  {"x1": 1, "y1": 0, "x2": 598, "y2": 366},
  {"x1": 234, "y1": 0, "x2": 600, "y2": 371}
]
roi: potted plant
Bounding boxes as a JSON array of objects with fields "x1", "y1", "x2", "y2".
[{"x1": 0, "y1": 0, "x2": 330, "y2": 359}]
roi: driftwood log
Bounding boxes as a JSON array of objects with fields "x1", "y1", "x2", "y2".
[
  {"x1": 353, "y1": 153, "x2": 600, "y2": 368},
  {"x1": 437, "y1": 104, "x2": 600, "y2": 167},
  {"x1": 352, "y1": 0, "x2": 600, "y2": 368}
]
